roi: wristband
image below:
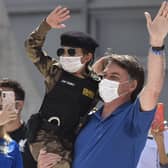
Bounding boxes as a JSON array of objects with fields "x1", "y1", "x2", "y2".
[
  {"x1": 150, "y1": 45, "x2": 165, "y2": 56},
  {"x1": 152, "y1": 45, "x2": 165, "y2": 50}
]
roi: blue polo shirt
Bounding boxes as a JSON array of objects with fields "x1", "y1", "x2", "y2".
[{"x1": 73, "y1": 98, "x2": 156, "y2": 168}]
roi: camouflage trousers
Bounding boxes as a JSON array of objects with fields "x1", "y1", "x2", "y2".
[{"x1": 29, "y1": 130, "x2": 72, "y2": 168}]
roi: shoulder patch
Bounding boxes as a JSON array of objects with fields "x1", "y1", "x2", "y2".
[{"x1": 82, "y1": 88, "x2": 95, "y2": 99}]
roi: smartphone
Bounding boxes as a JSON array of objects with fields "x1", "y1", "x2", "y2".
[
  {"x1": 151, "y1": 103, "x2": 165, "y2": 131},
  {"x1": 0, "y1": 90, "x2": 15, "y2": 111}
]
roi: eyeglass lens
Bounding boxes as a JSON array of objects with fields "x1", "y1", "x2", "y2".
[{"x1": 57, "y1": 48, "x2": 76, "y2": 56}]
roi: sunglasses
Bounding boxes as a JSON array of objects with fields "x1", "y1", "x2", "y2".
[{"x1": 57, "y1": 48, "x2": 76, "y2": 57}]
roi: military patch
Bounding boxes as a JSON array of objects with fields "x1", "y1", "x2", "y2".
[{"x1": 82, "y1": 88, "x2": 95, "y2": 99}]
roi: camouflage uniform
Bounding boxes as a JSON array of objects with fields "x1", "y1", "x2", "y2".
[{"x1": 25, "y1": 20, "x2": 99, "y2": 168}]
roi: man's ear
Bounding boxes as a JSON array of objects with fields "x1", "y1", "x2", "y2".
[
  {"x1": 129, "y1": 80, "x2": 138, "y2": 92},
  {"x1": 15, "y1": 100, "x2": 24, "y2": 111},
  {"x1": 82, "y1": 53, "x2": 93, "y2": 64}
]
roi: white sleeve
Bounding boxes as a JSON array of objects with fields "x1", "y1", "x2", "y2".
[
  {"x1": 137, "y1": 139, "x2": 159, "y2": 168},
  {"x1": 164, "y1": 130, "x2": 168, "y2": 154}
]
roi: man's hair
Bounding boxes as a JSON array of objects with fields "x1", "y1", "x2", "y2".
[
  {"x1": 0, "y1": 79, "x2": 25, "y2": 101},
  {"x1": 107, "y1": 54, "x2": 144, "y2": 102},
  {"x1": 82, "y1": 48, "x2": 95, "y2": 67}
]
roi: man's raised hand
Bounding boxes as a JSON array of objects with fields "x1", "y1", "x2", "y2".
[{"x1": 46, "y1": 6, "x2": 70, "y2": 29}]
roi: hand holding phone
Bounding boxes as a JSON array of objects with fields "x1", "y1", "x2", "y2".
[
  {"x1": 0, "y1": 90, "x2": 17, "y2": 126},
  {"x1": 1, "y1": 90, "x2": 15, "y2": 110}
]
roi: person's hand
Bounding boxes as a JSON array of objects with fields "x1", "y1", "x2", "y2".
[
  {"x1": 46, "y1": 6, "x2": 70, "y2": 29},
  {"x1": 151, "y1": 128, "x2": 164, "y2": 143},
  {"x1": 151, "y1": 123, "x2": 168, "y2": 165},
  {"x1": 0, "y1": 104, "x2": 17, "y2": 126},
  {"x1": 92, "y1": 56, "x2": 110, "y2": 75},
  {"x1": 38, "y1": 149, "x2": 62, "y2": 168},
  {"x1": 144, "y1": 1, "x2": 168, "y2": 46}
]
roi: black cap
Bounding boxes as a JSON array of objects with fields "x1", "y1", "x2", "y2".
[{"x1": 60, "y1": 31, "x2": 99, "y2": 53}]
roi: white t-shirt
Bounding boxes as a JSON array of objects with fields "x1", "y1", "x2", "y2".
[
  {"x1": 137, "y1": 130, "x2": 168, "y2": 168},
  {"x1": 164, "y1": 130, "x2": 168, "y2": 154}
]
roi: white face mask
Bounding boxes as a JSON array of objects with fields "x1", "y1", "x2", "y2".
[
  {"x1": 98, "y1": 79, "x2": 120, "y2": 103},
  {"x1": 59, "y1": 56, "x2": 84, "y2": 73}
]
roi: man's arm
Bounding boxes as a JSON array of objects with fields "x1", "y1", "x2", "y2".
[
  {"x1": 139, "y1": 1, "x2": 168, "y2": 111},
  {"x1": 157, "y1": 135, "x2": 168, "y2": 167},
  {"x1": 24, "y1": 6, "x2": 70, "y2": 78},
  {"x1": 24, "y1": 19, "x2": 57, "y2": 78},
  {"x1": 151, "y1": 130, "x2": 168, "y2": 167}
]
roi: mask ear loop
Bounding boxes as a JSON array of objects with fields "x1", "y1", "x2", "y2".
[{"x1": 116, "y1": 80, "x2": 131, "y2": 98}]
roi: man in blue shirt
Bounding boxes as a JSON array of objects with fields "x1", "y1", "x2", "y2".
[
  {"x1": 37, "y1": 2, "x2": 168, "y2": 168},
  {"x1": 72, "y1": 1, "x2": 168, "y2": 168}
]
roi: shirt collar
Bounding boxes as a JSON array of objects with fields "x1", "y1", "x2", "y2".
[{"x1": 94, "y1": 101, "x2": 132, "y2": 120}]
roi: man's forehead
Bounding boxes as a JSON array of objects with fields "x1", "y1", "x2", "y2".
[
  {"x1": 105, "y1": 63, "x2": 126, "y2": 72},
  {"x1": 104, "y1": 63, "x2": 129, "y2": 77}
]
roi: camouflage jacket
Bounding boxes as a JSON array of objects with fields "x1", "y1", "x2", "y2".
[{"x1": 24, "y1": 19, "x2": 100, "y2": 93}]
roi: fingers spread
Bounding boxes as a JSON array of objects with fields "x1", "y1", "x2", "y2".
[
  {"x1": 158, "y1": 1, "x2": 167, "y2": 16},
  {"x1": 59, "y1": 10, "x2": 70, "y2": 19},
  {"x1": 144, "y1": 12, "x2": 152, "y2": 28},
  {"x1": 164, "y1": 3, "x2": 168, "y2": 18},
  {"x1": 58, "y1": 15, "x2": 71, "y2": 23},
  {"x1": 53, "y1": 6, "x2": 63, "y2": 14},
  {"x1": 56, "y1": 7, "x2": 69, "y2": 17}
]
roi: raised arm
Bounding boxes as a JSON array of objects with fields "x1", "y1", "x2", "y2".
[
  {"x1": 24, "y1": 6, "x2": 70, "y2": 78},
  {"x1": 139, "y1": 1, "x2": 168, "y2": 111}
]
